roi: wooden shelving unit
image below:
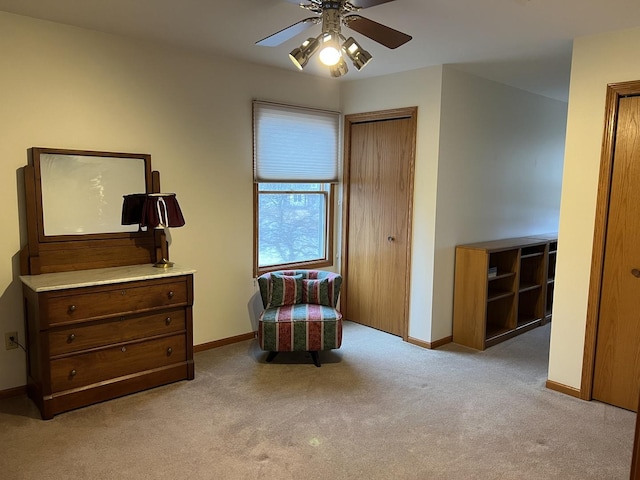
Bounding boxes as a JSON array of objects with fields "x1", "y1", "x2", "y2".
[
  {"x1": 545, "y1": 240, "x2": 557, "y2": 323},
  {"x1": 452, "y1": 234, "x2": 557, "y2": 350}
]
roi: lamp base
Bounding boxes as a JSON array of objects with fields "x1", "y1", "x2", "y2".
[{"x1": 153, "y1": 258, "x2": 174, "y2": 268}]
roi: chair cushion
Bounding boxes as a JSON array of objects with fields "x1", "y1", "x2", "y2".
[
  {"x1": 258, "y1": 304, "x2": 343, "y2": 351},
  {"x1": 266, "y1": 273, "x2": 303, "y2": 308},
  {"x1": 302, "y1": 278, "x2": 333, "y2": 306}
]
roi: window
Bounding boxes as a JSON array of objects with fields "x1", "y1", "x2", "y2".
[
  {"x1": 253, "y1": 101, "x2": 340, "y2": 275},
  {"x1": 257, "y1": 183, "x2": 330, "y2": 269}
]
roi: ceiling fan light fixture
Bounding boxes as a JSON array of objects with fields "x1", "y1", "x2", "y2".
[
  {"x1": 319, "y1": 33, "x2": 342, "y2": 66},
  {"x1": 289, "y1": 36, "x2": 320, "y2": 70},
  {"x1": 289, "y1": 47, "x2": 307, "y2": 70},
  {"x1": 329, "y1": 57, "x2": 349, "y2": 77},
  {"x1": 342, "y1": 36, "x2": 372, "y2": 71},
  {"x1": 257, "y1": 0, "x2": 412, "y2": 77}
]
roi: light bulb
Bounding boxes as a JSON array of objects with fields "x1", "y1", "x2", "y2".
[
  {"x1": 319, "y1": 33, "x2": 342, "y2": 66},
  {"x1": 319, "y1": 46, "x2": 342, "y2": 66}
]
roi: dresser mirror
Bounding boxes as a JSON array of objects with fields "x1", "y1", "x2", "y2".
[
  {"x1": 39, "y1": 152, "x2": 147, "y2": 236},
  {"x1": 22, "y1": 147, "x2": 161, "y2": 275},
  {"x1": 31, "y1": 148, "x2": 152, "y2": 240}
]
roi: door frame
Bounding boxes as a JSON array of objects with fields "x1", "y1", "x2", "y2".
[
  {"x1": 582, "y1": 80, "x2": 640, "y2": 400},
  {"x1": 341, "y1": 106, "x2": 418, "y2": 341}
]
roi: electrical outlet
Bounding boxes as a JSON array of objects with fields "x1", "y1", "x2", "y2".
[{"x1": 5, "y1": 332, "x2": 18, "y2": 350}]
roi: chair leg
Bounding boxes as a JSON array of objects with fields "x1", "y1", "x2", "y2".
[
  {"x1": 310, "y1": 351, "x2": 321, "y2": 367},
  {"x1": 266, "y1": 351, "x2": 278, "y2": 363}
]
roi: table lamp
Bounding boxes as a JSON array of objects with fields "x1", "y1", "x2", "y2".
[{"x1": 122, "y1": 193, "x2": 185, "y2": 267}]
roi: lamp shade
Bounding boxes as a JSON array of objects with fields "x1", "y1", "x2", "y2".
[
  {"x1": 122, "y1": 193, "x2": 185, "y2": 228},
  {"x1": 121, "y1": 193, "x2": 147, "y2": 225}
]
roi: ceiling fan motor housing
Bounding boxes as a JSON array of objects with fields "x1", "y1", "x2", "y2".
[
  {"x1": 322, "y1": 1, "x2": 342, "y2": 34},
  {"x1": 322, "y1": 0, "x2": 343, "y2": 9}
]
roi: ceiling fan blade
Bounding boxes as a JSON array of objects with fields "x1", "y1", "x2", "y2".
[
  {"x1": 348, "y1": 0, "x2": 396, "y2": 8},
  {"x1": 344, "y1": 15, "x2": 412, "y2": 49},
  {"x1": 256, "y1": 17, "x2": 319, "y2": 47}
]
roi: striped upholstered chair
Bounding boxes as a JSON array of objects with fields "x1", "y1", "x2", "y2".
[{"x1": 256, "y1": 270, "x2": 343, "y2": 367}]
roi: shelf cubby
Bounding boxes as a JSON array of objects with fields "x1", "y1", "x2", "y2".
[{"x1": 486, "y1": 294, "x2": 516, "y2": 341}]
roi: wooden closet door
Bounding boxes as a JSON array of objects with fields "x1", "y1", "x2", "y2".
[
  {"x1": 592, "y1": 95, "x2": 640, "y2": 411},
  {"x1": 343, "y1": 109, "x2": 416, "y2": 337}
]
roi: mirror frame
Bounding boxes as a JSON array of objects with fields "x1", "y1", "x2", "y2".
[{"x1": 21, "y1": 147, "x2": 162, "y2": 275}]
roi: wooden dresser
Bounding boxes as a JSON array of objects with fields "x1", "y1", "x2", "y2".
[
  {"x1": 19, "y1": 148, "x2": 195, "y2": 419},
  {"x1": 20, "y1": 264, "x2": 195, "y2": 419}
]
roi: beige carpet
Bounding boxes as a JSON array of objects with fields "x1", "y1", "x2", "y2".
[{"x1": 0, "y1": 321, "x2": 634, "y2": 479}]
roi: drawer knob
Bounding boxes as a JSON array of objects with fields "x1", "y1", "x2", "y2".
[
  {"x1": 121, "y1": 346, "x2": 127, "y2": 353},
  {"x1": 168, "y1": 291, "x2": 175, "y2": 299},
  {"x1": 121, "y1": 290, "x2": 127, "y2": 296},
  {"x1": 165, "y1": 317, "x2": 172, "y2": 325},
  {"x1": 67, "y1": 333, "x2": 76, "y2": 343},
  {"x1": 167, "y1": 347, "x2": 173, "y2": 356},
  {"x1": 70, "y1": 369, "x2": 77, "y2": 377},
  {"x1": 68, "y1": 305, "x2": 77, "y2": 312}
]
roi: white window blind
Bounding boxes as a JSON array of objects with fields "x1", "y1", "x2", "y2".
[{"x1": 253, "y1": 101, "x2": 340, "y2": 183}]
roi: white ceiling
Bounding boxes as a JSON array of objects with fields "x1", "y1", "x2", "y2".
[{"x1": 2, "y1": 0, "x2": 640, "y2": 102}]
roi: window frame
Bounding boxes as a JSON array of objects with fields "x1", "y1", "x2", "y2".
[{"x1": 253, "y1": 182, "x2": 335, "y2": 276}]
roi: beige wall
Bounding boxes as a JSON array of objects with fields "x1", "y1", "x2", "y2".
[
  {"x1": 0, "y1": 12, "x2": 340, "y2": 391},
  {"x1": 434, "y1": 66, "x2": 566, "y2": 341},
  {"x1": 341, "y1": 67, "x2": 566, "y2": 344},
  {"x1": 548, "y1": 26, "x2": 640, "y2": 390}
]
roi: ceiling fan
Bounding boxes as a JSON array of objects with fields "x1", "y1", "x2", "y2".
[{"x1": 256, "y1": 0, "x2": 412, "y2": 77}]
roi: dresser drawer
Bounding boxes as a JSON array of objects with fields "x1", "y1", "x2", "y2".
[
  {"x1": 50, "y1": 334, "x2": 186, "y2": 392},
  {"x1": 45, "y1": 279, "x2": 189, "y2": 326},
  {"x1": 48, "y1": 308, "x2": 186, "y2": 356}
]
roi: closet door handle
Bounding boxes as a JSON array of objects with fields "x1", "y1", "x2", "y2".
[{"x1": 632, "y1": 268, "x2": 640, "y2": 278}]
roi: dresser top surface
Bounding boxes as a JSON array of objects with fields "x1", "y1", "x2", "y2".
[{"x1": 20, "y1": 264, "x2": 196, "y2": 292}]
